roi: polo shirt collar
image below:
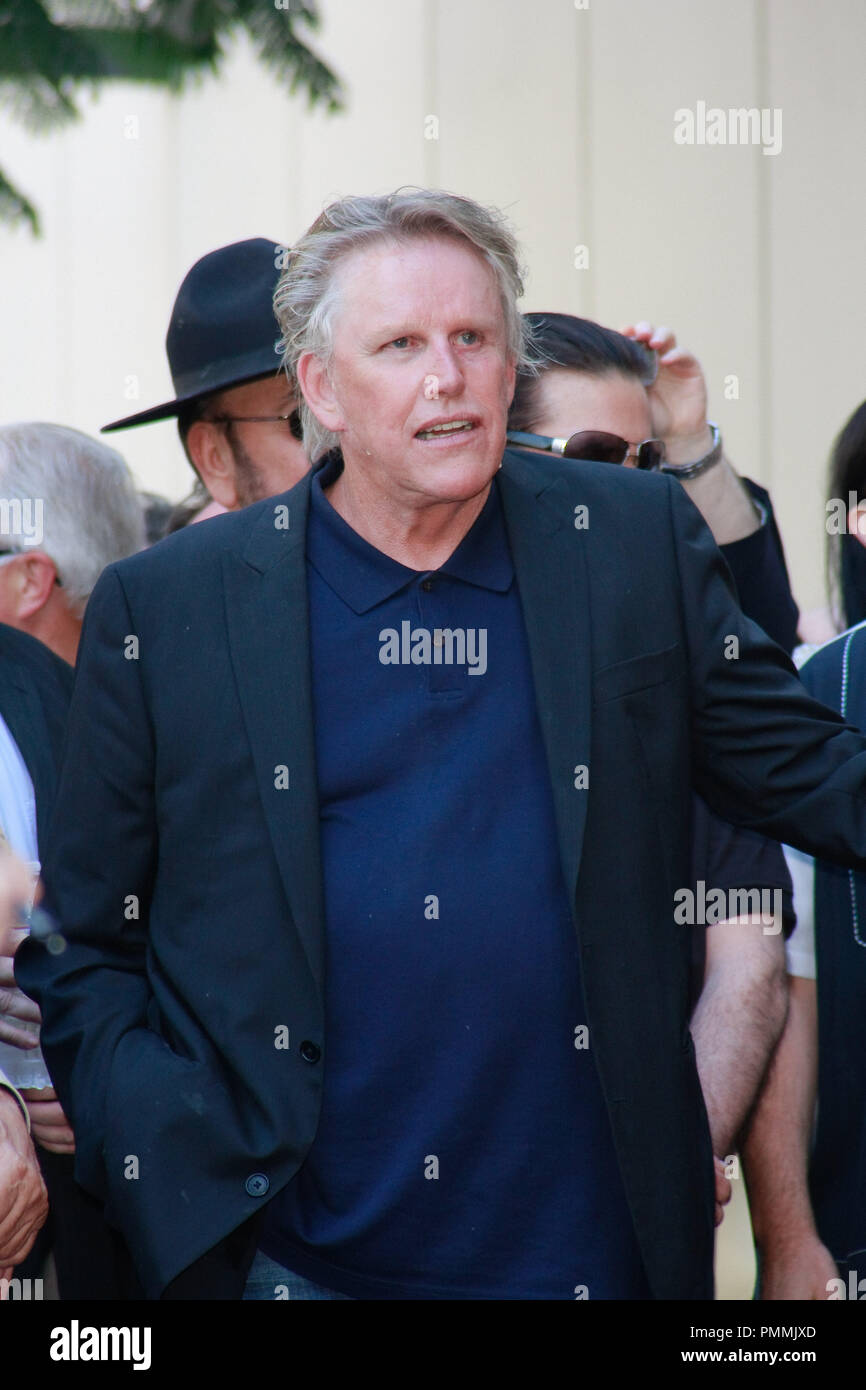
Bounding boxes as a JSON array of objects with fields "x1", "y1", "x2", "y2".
[{"x1": 307, "y1": 451, "x2": 513, "y2": 615}]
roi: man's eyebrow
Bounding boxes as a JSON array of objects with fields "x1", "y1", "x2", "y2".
[
  {"x1": 364, "y1": 323, "x2": 413, "y2": 342},
  {"x1": 362, "y1": 316, "x2": 499, "y2": 344}
]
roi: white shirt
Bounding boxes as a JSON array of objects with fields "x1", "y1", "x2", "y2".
[
  {"x1": 0, "y1": 711, "x2": 38, "y2": 861},
  {"x1": 782, "y1": 643, "x2": 819, "y2": 981},
  {"x1": 0, "y1": 712, "x2": 47, "y2": 1091},
  {"x1": 783, "y1": 844, "x2": 816, "y2": 980}
]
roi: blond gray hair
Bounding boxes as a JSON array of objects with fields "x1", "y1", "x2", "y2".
[
  {"x1": 0, "y1": 423, "x2": 145, "y2": 616},
  {"x1": 273, "y1": 188, "x2": 539, "y2": 462}
]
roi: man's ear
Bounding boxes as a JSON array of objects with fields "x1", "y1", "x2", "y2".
[
  {"x1": 187, "y1": 422, "x2": 239, "y2": 511},
  {"x1": 848, "y1": 503, "x2": 866, "y2": 549},
  {"x1": 297, "y1": 352, "x2": 345, "y2": 434},
  {"x1": 5, "y1": 552, "x2": 59, "y2": 620}
]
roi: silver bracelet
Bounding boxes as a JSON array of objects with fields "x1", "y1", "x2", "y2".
[{"x1": 658, "y1": 422, "x2": 722, "y2": 480}]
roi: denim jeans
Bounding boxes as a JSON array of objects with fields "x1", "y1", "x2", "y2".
[{"x1": 242, "y1": 1249, "x2": 354, "y2": 1300}]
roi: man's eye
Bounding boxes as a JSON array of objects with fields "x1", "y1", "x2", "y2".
[
  {"x1": 389, "y1": 336, "x2": 410, "y2": 349},
  {"x1": 458, "y1": 331, "x2": 479, "y2": 346}
]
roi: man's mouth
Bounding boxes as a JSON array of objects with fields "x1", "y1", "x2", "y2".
[{"x1": 415, "y1": 418, "x2": 478, "y2": 441}]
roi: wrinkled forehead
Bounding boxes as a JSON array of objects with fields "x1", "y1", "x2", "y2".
[{"x1": 328, "y1": 232, "x2": 506, "y2": 337}]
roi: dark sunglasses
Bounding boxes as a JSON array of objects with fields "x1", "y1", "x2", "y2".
[
  {"x1": 507, "y1": 429, "x2": 666, "y2": 471},
  {"x1": 209, "y1": 410, "x2": 303, "y2": 442}
]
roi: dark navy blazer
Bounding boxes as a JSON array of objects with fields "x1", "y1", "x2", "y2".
[{"x1": 16, "y1": 450, "x2": 866, "y2": 1300}]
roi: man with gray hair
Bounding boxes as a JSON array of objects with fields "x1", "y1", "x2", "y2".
[
  {"x1": 0, "y1": 422, "x2": 143, "y2": 1298},
  {"x1": 20, "y1": 187, "x2": 866, "y2": 1301},
  {"x1": 0, "y1": 424, "x2": 144, "y2": 666}
]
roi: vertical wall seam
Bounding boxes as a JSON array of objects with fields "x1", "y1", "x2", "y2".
[
  {"x1": 423, "y1": 0, "x2": 440, "y2": 188},
  {"x1": 577, "y1": 3, "x2": 594, "y2": 318},
  {"x1": 755, "y1": 0, "x2": 772, "y2": 491}
]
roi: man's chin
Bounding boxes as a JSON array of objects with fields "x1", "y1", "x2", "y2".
[
  {"x1": 412, "y1": 442, "x2": 503, "y2": 496},
  {"x1": 421, "y1": 468, "x2": 499, "y2": 507}
]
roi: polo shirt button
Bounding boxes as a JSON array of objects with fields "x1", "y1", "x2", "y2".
[
  {"x1": 245, "y1": 1173, "x2": 269, "y2": 1198},
  {"x1": 299, "y1": 1040, "x2": 321, "y2": 1063},
  {"x1": 421, "y1": 579, "x2": 433, "y2": 592}
]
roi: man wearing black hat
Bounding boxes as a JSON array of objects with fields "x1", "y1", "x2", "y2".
[{"x1": 103, "y1": 238, "x2": 309, "y2": 510}]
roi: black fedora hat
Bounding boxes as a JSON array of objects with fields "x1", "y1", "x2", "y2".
[{"x1": 102, "y1": 238, "x2": 286, "y2": 432}]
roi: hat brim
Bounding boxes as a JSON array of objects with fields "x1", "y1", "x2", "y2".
[
  {"x1": 101, "y1": 393, "x2": 199, "y2": 432},
  {"x1": 101, "y1": 366, "x2": 286, "y2": 433}
]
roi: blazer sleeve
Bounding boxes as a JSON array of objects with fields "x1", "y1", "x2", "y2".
[
  {"x1": 14, "y1": 565, "x2": 156, "y2": 1201},
  {"x1": 666, "y1": 479, "x2": 866, "y2": 868},
  {"x1": 718, "y1": 479, "x2": 800, "y2": 655}
]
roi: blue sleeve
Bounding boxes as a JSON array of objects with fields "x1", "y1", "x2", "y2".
[{"x1": 719, "y1": 479, "x2": 800, "y2": 655}]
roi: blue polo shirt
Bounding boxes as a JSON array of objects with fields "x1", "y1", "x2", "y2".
[{"x1": 260, "y1": 454, "x2": 649, "y2": 1299}]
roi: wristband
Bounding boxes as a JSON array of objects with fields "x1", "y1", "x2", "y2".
[{"x1": 659, "y1": 422, "x2": 722, "y2": 480}]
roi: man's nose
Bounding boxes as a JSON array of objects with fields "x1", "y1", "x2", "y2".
[{"x1": 421, "y1": 342, "x2": 465, "y2": 399}]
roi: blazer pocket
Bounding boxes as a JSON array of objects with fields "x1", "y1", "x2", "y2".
[{"x1": 593, "y1": 642, "x2": 686, "y2": 704}]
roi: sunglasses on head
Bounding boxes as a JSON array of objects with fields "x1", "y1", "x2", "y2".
[{"x1": 506, "y1": 428, "x2": 666, "y2": 471}]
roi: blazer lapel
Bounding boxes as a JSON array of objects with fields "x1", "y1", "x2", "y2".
[
  {"x1": 222, "y1": 475, "x2": 325, "y2": 990},
  {"x1": 498, "y1": 451, "x2": 593, "y2": 917},
  {"x1": 222, "y1": 453, "x2": 593, "y2": 973}
]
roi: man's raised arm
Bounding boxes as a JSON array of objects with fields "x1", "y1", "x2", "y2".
[{"x1": 665, "y1": 478, "x2": 866, "y2": 865}]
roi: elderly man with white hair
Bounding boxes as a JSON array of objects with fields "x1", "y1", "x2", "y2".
[
  {"x1": 19, "y1": 188, "x2": 866, "y2": 1303},
  {"x1": 0, "y1": 424, "x2": 143, "y2": 1299},
  {"x1": 0, "y1": 423, "x2": 144, "y2": 666}
]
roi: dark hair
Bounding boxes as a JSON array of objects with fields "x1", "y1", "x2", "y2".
[
  {"x1": 175, "y1": 372, "x2": 301, "y2": 472},
  {"x1": 508, "y1": 312, "x2": 656, "y2": 432},
  {"x1": 165, "y1": 480, "x2": 213, "y2": 535},
  {"x1": 176, "y1": 394, "x2": 221, "y2": 472},
  {"x1": 138, "y1": 491, "x2": 175, "y2": 546},
  {"x1": 827, "y1": 399, "x2": 866, "y2": 629}
]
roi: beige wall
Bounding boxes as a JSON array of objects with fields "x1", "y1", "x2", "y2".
[{"x1": 1, "y1": 0, "x2": 863, "y2": 610}]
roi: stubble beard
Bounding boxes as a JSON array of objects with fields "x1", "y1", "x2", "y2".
[{"x1": 226, "y1": 425, "x2": 271, "y2": 507}]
